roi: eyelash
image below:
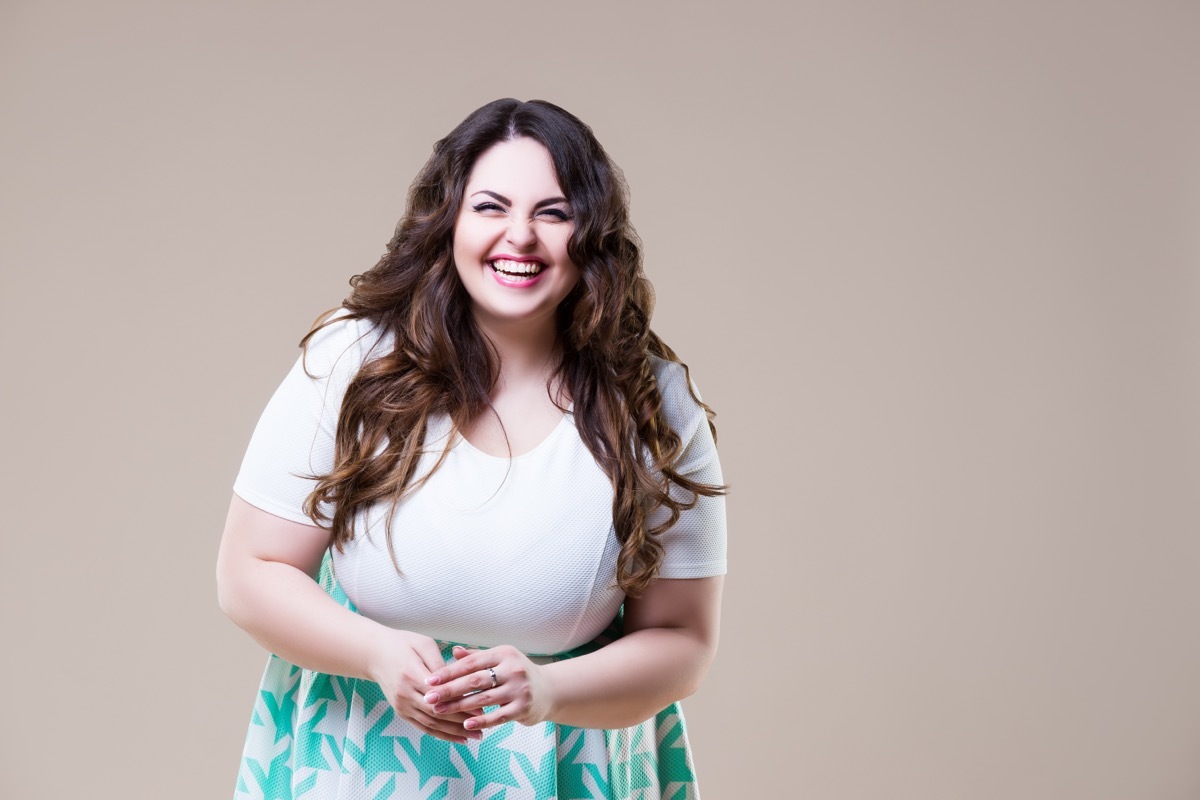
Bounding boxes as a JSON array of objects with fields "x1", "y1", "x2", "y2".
[{"x1": 471, "y1": 203, "x2": 573, "y2": 222}]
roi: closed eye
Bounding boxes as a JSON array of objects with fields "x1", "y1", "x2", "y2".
[
  {"x1": 539, "y1": 208, "x2": 573, "y2": 222},
  {"x1": 472, "y1": 202, "x2": 505, "y2": 214}
]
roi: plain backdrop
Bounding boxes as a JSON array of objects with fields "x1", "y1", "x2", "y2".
[{"x1": 2, "y1": 1, "x2": 1198, "y2": 798}]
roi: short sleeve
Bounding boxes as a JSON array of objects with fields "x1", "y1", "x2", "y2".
[
  {"x1": 649, "y1": 358, "x2": 728, "y2": 578},
  {"x1": 232, "y1": 312, "x2": 383, "y2": 526}
]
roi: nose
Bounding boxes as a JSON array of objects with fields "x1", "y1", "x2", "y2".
[{"x1": 505, "y1": 217, "x2": 537, "y2": 249}]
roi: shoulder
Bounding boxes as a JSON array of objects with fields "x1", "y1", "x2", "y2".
[
  {"x1": 648, "y1": 355, "x2": 707, "y2": 441},
  {"x1": 301, "y1": 308, "x2": 393, "y2": 383}
]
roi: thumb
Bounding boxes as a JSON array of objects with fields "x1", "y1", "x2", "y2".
[{"x1": 412, "y1": 637, "x2": 447, "y2": 674}]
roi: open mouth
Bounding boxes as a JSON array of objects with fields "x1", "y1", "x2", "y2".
[
  {"x1": 488, "y1": 258, "x2": 547, "y2": 285},
  {"x1": 489, "y1": 258, "x2": 546, "y2": 278}
]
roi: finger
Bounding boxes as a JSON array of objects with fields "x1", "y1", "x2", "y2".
[
  {"x1": 412, "y1": 639, "x2": 448, "y2": 676},
  {"x1": 407, "y1": 684, "x2": 477, "y2": 721},
  {"x1": 463, "y1": 704, "x2": 514, "y2": 732},
  {"x1": 423, "y1": 703, "x2": 476, "y2": 724},
  {"x1": 424, "y1": 667, "x2": 498, "y2": 703},
  {"x1": 431, "y1": 689, "x2": 500, "y2": 716},
  {"x1": 410, "y1": 708, "x2": 483, "y2": 743},
  {"x1": 415, "y1": 711, "x2": 479, "y2": 741},
  {"x1": 426, "y1": 648, "x2": 490, "y2": 687}
]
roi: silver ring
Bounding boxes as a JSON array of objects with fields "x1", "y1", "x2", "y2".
[{"x1": 487, "y1": 667, "x2": 498, "y2": 688}]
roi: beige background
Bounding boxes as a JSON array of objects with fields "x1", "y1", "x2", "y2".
[{"x1": 2, "y1": 1, "x2": 1198, "y2": 798}]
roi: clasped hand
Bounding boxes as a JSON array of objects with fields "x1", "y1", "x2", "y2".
[
  {"x1": 371, "y1": 630, "x2": 553, "y2": 744},
  {"x1": 424, "y1": 644, "x2": 554, "y2": 736}
]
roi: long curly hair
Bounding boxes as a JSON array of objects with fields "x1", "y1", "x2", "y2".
[{"x1": 300, "y1": 98, "x2": 725, "y2": 597}]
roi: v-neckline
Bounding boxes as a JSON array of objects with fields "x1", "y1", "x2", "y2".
[{"x1": 455, "y1": 403, "x2": 574, "y2": 460}]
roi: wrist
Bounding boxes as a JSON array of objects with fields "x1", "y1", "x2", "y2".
[
  {"x1": 539, "y1": 660, "x2": 568, "y2": 724},
  {"x1": 362, "y1": 622, "x2": 397, "y2": 685}
]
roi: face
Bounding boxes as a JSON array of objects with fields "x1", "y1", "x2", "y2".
[{"x1": 452, "y1": 137, "x2": 581, "y2": 336}]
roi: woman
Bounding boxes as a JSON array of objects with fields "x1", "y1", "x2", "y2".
[{"x1": 217, "y1": 98, "x2": 728, "y2": 800}]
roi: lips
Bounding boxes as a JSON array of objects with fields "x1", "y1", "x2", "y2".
[{"x1": 488, "y1": 257, "x2": 546, "y2": 277}]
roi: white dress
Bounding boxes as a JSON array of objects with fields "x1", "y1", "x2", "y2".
[{"x1": 230, "y1": 311, "x2": 727, "y2": 800}]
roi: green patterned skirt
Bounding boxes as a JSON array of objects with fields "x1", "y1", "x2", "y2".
[{"x1": 232, "y1": 558, "x2": 702, "y2": 799}]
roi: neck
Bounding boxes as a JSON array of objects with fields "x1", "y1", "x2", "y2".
[{"x1": 473, "y1": 312, "x2": 562, "y2": 387}]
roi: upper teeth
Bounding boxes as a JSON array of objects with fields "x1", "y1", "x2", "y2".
[{"x1": 491, "y1": 259, "x2": 544, "y2": 275}]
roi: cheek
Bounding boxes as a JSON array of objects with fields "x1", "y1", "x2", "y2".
[
  {"x1": 558, "y1": 264, "x2": 583, "y2": 300},
  {"x1": 566, "y1": 261, "x2": 583, "y2": 285},
  {"x1": 452, "y1": 221, "x2": 484, "y2": 269}
]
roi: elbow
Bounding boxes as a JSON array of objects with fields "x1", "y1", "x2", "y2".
[
  {"x1": 215, "y1": 554, "x2": 252, "y2": 624},
  {"x1": 652, "y1": 630, "x2": 718, "y2": 707},
  {"x1": 680, "y1": 636, "x2": 720, "y2": 699},
  {"x1": 676, "y1": 670, "x2": 707, "y2": 703},
  {"x1": 673, "y1": 682, "x2": 701, "y2": 704},
  {"x1": 215, "y1": 531, "x2": 263, "y2": 625},
  {"x1": 215, "y1": 567, "x2": 239, "y2": 620},
  {"x1": 216, "y1": 571, "x2": 262, "y2": 637}
]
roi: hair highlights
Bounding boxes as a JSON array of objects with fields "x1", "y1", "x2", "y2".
[{"x1": 300, "y1": 98, "x2": 724, "y2": 597}]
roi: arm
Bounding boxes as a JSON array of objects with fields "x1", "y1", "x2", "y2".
[
  {"x1": 216, "y1": 494, "x2": 379, "y2": 678},
  {"x1": 216, "y1": 494, "x2": 482, "y2": 743},
  {"x1": 424, "y1": 574, "x2": 723, "y2": 730},
  {"x1": 545, "y1": 574, "x2": 724, "y2": 727}
]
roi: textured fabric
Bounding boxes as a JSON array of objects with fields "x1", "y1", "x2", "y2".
[
  {"x1": 233, "y1": 312, "x2": 726, "y2": 654},
  {"x1": 234, "y1": 557, "x2": 702, "y2": 800},
  {"x1": 231, "y1": 311, "x2": 726, "y2": 798}
]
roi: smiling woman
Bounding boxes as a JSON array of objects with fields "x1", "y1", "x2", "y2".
[
  {"x1": 452, "y1": 137, "x2": 582, "y2": 354},
  {"x1": 217, "y1": 98, "x2": 728, "y2": 800}
]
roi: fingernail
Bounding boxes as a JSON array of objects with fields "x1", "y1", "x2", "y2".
[
  {"x1": 470, "y1": 731, "x2": 483, "y2": 740},
  {"x1": 424, "y1": 691, "x2": 440, "y2": 703},
  {"x1": 464, "y1": 720, "x2": 477, "y2": 730},
  {"x1": 433, "y1": 703, "x2": 448, "y2": 713},
  {"x1": 425, "y1": 676, "x2": 440, "y2": 686}
]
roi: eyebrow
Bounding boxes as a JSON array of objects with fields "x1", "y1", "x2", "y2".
[{"x1": 471, "y1": 190, "x2": 569, "y2": 209}]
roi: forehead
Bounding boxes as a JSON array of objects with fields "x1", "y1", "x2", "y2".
[{"x1": 465, "y1": 137, "x2": 564, "y2": 196}]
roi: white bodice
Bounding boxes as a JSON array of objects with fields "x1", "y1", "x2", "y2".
[{"x1": 233, "y1": 312, "x2": 726, "y2": 656}]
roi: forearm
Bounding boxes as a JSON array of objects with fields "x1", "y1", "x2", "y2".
[
  {"x1": 217, "y1": 557, "x2": 387, "y2": 681},
  {"x1": 542, "y1": 626, "x2": 716, "y2": 729}
]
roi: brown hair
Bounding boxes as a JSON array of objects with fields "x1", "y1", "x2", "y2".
[{"x1": 301, "y1": 98, "x2": 724, "y2": 596}]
